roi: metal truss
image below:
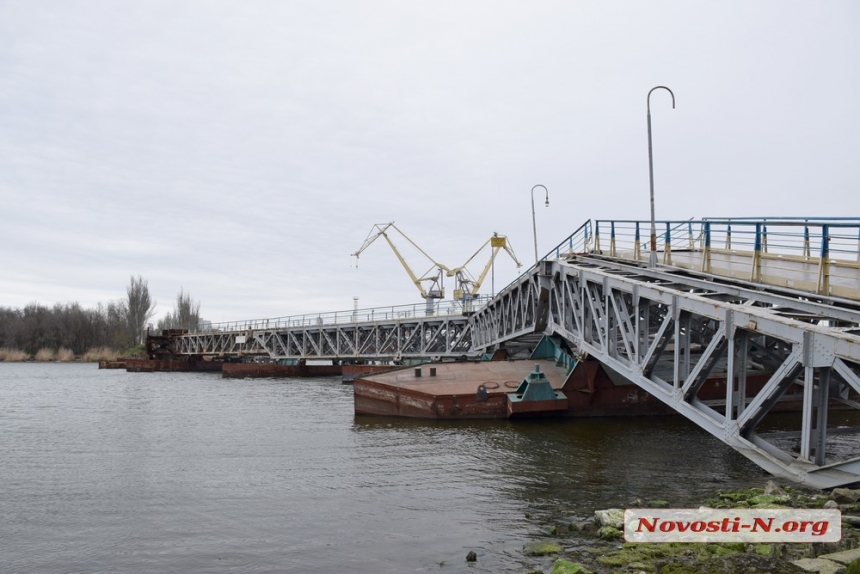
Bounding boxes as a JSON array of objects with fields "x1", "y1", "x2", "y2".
[
  {"x1": 471, "y1": 268, "x2": 547, "y2": 350},
  {"x1": 470, "y1": 255, "x2": 860, "y2": 487},
  {"x1": 168, "y1": 216, "x2": 860, "y2": 486},
  {"x1": 173, "y1": 313, "x2": 475, "y2": 362}
]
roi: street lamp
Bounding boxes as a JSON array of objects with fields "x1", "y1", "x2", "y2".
[
  {"x1": 531, "y1": 184, "x2": 549, "y2": 264},
  {"x1": 647, "y1": 86, "x2": 675, "y2": 267}
]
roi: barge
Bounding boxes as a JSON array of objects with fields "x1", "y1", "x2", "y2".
[{"x1": 353, "y1": 336, "x2": 785, "y2": 420}]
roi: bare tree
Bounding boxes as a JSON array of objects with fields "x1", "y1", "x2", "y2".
[
  {"x1": 157, "y1": 289, "x2": 201, "y2": 331},
  {"x1": 0, "y1": 296, "x2": 145, "y2": 355},
  {"x1": 126, "y1": 275, "x2": 156, "y2": 345}
]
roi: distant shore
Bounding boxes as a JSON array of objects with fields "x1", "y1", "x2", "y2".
[{"x1": 0, "y1": 346, "x2": 140, "y2": 363}]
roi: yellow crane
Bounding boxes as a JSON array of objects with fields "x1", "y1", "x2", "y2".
[
  {"x1": 351, "y1": 223, "x2": 447, "y2": 314},
  {"x1": 446, "y1": 233, "x2": 521, "y2": 312},
  {"x1": 352, "y1": 224, "x2": 522, "y2": 315}
]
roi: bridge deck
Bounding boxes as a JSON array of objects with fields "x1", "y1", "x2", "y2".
[{"x1": 608, "y1": 248, "x2": 860, "y2": 302}]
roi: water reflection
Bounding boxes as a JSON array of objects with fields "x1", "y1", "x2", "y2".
[
  {"x1": 1, "y1": 364, "x2": 769, "y2": 574},
  {"x1": 352, "y1": 415, "x2": 767, "y2": 515}
]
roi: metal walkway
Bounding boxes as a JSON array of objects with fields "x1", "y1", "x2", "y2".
[
  {"x1": 172, "y1": 299, "x2": 480, "y2": 362},
  {"x1": 169, "y1": 217, "x2": 860, "y2": 487}
]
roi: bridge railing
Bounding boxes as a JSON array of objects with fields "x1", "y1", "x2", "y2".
[
  {"x1": 589, "y1": 217, "x2": 860, "y2": 299},
  {"x1": 190, "y1": 296, "x2": 491, "y2": 334},
  {"x1": 482, "y1": 219, "x2": 595, "y2": 302},
  {"x1": 546, "y1": 219, "x2": 594, "y2": 261},
  {"x1": 591, "y1": 217, "x2": 860, "y2": 259},
  {"x1": 701, "y1": 217, "x2": 860, "y2": 261}
]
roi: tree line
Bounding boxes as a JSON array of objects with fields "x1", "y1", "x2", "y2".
[{"x1": 0, "y1": 276, "x2": 202, "y2": 356}]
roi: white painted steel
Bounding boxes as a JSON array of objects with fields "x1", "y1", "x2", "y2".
[
  {"x1": 169, "y1": 218, "x2": 860, "y2": 486},
  {"x1": 471, "y1": 253, "x2": 860, "y2": 487}
]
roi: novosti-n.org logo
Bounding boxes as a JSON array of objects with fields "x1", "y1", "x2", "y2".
[{"x1": 624, "y1": 508, "x2": 841, "y2": 543}]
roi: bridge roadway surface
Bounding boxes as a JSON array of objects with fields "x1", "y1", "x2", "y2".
[{"x1": 172, "y1": 218, "x2": 860, "y2": 487}]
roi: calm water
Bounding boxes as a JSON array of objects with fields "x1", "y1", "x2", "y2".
[{"x1": 1, "y1": 363, "x2": 769, "y2": 573}]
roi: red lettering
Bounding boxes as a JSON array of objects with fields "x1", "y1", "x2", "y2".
[
  {"x1": 752, "y1": 517, "x2": 774, "y2": 532},
  {"x1": 636, "y1": 517, "x2": 658, "y2": 533},
  {"x1": 706, "y1": 520, "x2": 721, "y2": 533},
  {"x1": 660, "y1": 522, "x2": 675, "y2": 532}
]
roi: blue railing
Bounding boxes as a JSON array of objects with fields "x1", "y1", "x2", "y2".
[
  {"x1": 580, "y1": 217, "x2": 860, "y2": 298},
  {"x1": 545, "y1": 219, "x2": 593, "y2": 262},
  {"x1": 589, "y1": 218, "x2": 860, "y2": 262}
]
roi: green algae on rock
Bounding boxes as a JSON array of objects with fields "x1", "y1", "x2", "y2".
[
  {"x1": 597, "y1": 526, "x2": 623, "y2": 540},
  {"x1": 551, "y1": 558, "x2": 592, "y2": 574},
  {"x1": 524, "y1": 540, "x2": 563, "y2": 556},
  {"x1": 594, "y1": 508, "x2": 624, "y2": 529}
]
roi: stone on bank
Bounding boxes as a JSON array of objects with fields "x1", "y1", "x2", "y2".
[{"x1": 551, "y1": 558, "x2": 592, "y2": 574}]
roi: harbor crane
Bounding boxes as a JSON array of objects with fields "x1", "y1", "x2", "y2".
[
  {"x1": 446, "y1": 233, "x2": 521, "y2": 313},
  {"x1": 351, "y1": 223, "x2": 447, "y2": 315},
  {"x1": 352, "y1": 224, "x2": 522, "y2": 315}
]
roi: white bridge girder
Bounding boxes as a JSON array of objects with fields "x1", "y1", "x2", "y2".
[
  {"x1": 168, "y1": 216, "x2": 860, "y2": 487},
  {"x1": 173, "y1": 314, "x2": 475, "y2": 362},
  {"x1": 470, "y1": 255, "x2": 860, "y2": 488}
]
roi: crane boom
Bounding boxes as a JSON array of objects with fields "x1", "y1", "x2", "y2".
[
  {"x1": 447, "y1": 233, "x2": 521, "y2": 306},
  {"x1": 352, "y1": 224, "x2": 520, "y2": 314},
  {"x1": 469, "y1": 234, "x2": 521, "y2": 295},
  {"x1": 351, "y1": 223, "x2": 445, "y2": 303}
]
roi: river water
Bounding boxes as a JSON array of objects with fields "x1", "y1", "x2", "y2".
[{"x1": 1, "y1": 363, "x2": 770, "y2": 573}]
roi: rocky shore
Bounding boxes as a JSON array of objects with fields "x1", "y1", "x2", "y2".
[{"x1": 508, "y1": 481, "x2": 860, "y2": 574}]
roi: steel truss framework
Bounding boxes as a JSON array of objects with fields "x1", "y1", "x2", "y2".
[
  {"x1": 169, "y1": 215, "x2": 860, "y2": 486},
  {"x1": 471, "y1": 255, "x2": 860, "y2": 487},
  {"x1": 173, "y1": 314, "x2": 475, "y2": 362}
]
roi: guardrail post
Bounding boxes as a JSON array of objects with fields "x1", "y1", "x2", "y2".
[
  {"x1": 762, "y1": 225, "x2": 768, "y2": 254},
  {"x1": 726, "y1": 224, "x2": 732, "y2": 250},
  {"x1": 610, "y1": 221, "x2": 617, "y2": 257},
  {"x1": 634, "y1": 221, "x2": 641, "y2": 261},
  {"x1": 804, "y1": 224, "x2": 811, "y2": 259},
  {"x1": 701, "y1": 221, "x2": 711, "y2": 274},
  {"x1": 751, "y1": 223, "x2": 762, "y2": 283},
  {"x1": 687, "y1": 221, "x2": 694, "y2": 250},
  {"x1": 586, "y1": 220, "x2": 593, "y2": 252},
  {"x1": 594, "y1": 221, "x2": 601, "y2": 253},
  {"x1": 818, "y1": 224, "x2": 831, "y2": 295},
  {"x1": 662, "y1": 221, "x2": 672, "y2": 265}
]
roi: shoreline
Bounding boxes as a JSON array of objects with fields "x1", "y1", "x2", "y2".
[{"x1": 510, "y1": 481, "x2": 860, "y2": 574}]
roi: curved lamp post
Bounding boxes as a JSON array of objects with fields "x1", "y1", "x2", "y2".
[
  {"x1": 531, "y1": 184, "x2": 549, "y2": 264},
  {"x1": 647, "y1": 86, "x2": 675, "y2": 267}
]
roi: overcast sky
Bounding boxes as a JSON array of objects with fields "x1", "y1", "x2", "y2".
[{"x1": 1, "y1": 1, "x2": 858, "y2": 325}]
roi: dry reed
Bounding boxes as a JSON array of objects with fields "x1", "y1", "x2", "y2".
[
  {"x1": 0, "y1": 348, "x2": 30, "y2": 362},
  {"x1": 34, "y1": 348, "x2": 56, "y2": 361},
  {"x1": 81, "y1": 347, "x2": 119, "y2": 362},
  {"x1": 56, "y1": 347, "x2": 75, "y2": 362}
]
